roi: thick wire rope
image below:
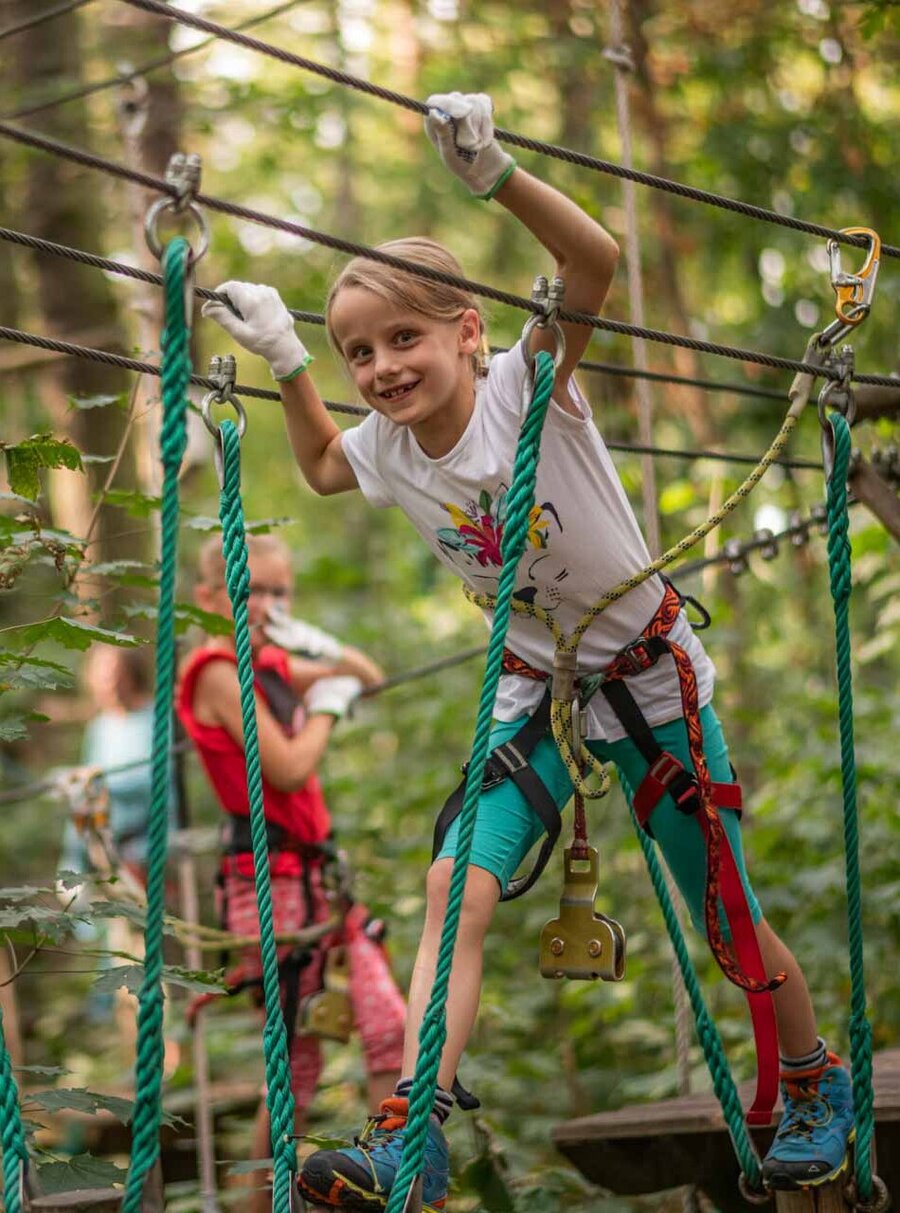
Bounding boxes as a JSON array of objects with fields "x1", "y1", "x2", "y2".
[
  {"x1": 115, "y1": 0, "x2": 900, "y2": 261},
  {"x1": 0, "y1": 120, "x2": 897, "y2": 386},
  {"x1": 0, "y1": 0, "x2": 92, "y2": 41},
  {"x1": 122, "y1": 238, "x2": 190, "y2": 1212},
  {"x1": 4, "y1": 0, "x2": 307, "y2": 121},
  {"x1": 0, "y1": 323, "x2": 826, "y2": 469},
  {"x1": 4, "y1": 220, "x2": 881, "y2": 403}
]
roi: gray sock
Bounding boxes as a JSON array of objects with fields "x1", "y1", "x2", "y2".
[
  {"x1": 394, "y1": 1077, "x2": 454, "y2": 1126},
  {"x1": 780, "y1": 1036, "x2": 827, "y2": 1072}
]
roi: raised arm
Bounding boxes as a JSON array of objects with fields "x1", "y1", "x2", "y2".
[
  {"x1": 201, "y1": 281, "x2": 359, "y2": 495},
  {"x1": 424, "y1": 92, "x2": 619, "y2": 414},
  {"x1": 493, "y1": 169, "x2": 619, "y2": 405}
]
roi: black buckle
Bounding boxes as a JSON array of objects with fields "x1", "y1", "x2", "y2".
[
  {"x1": 617, "y1": 636, "x2": 668, "y2": 676},
  {"x1": 646, "y1": 753, "x2": 701, "y2": 816},
  {"x1": 461, "y1": 741, "x2": 529, "y2": 792}
]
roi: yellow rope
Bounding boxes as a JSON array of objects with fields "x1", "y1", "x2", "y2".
[{"x1": 465, "y1": 347, "x2": 824, "y2": 797}]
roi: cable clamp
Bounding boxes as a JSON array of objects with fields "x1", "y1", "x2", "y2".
[
  {"x1": 144, "y1": 151, "x2": 209, "y2": 263},
  {"x1": 522, "y1": 273, "x2": 566, "y2": 374},
  {"x1": 202, "y1": 354, "x2": 247, "y2": 487}
]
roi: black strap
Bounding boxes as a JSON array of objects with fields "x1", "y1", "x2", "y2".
[
  {"x1": 432, "y1": 690, "x2": 561, "y2": 902},
  {"x1": 599, "y1": 678, "x2": 700, "y2": 824},
  {"x1": 222, "y1": 813, "x2": 328, "y2": 861}
]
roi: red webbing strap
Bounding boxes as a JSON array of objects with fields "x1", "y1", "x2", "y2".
[
  {"x1": 632, "y1": 753, "x2": 742, "y2": 828},
  {"x1": 694, "y1": 811, "x2": 780, "y2": 1125}
]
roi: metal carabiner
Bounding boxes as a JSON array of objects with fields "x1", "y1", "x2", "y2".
[{"x1": 820, "y1": 227, "x2": 880, "y2": 347}]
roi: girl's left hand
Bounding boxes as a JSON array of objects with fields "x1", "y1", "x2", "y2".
[{"x1": 424, "y1": 91, "x2": 516, "y2": 200}]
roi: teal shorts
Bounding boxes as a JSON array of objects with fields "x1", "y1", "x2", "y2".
[{"x1": 435, "y1": 702, "x2": 762, "y2": 936}]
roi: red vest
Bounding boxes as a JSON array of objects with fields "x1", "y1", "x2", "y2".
[{"x1": 176, "y1": 644, "x2": 332, "y2": 875}]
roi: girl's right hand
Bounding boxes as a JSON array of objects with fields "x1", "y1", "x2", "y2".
[{"x1": 201, "y1": 281, "x2": 312, "y2": 381}]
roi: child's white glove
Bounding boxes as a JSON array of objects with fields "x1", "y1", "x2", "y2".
[
  {"x1": 263, "y1": 604, "x2": 344, "y2": 662},
  {"x1": 201, "y1": 281, "x2": 312, "y2": 381},
  {"x1": 304, "y1": 676, "x2": 362, "y2": 719},
  {"x1": 424, "y1": 92, "x2": 516, "y2": 200}
]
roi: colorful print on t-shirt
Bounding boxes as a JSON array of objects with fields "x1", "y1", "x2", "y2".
[{"x1": 435, "y1": 485, "x2": 567, "y2": 611}]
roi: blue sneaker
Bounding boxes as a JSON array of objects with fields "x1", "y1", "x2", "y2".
[
  {"x1": 762, "y1": 1053, "x2": 855, "y2": 1190},
  {"x1": 298, "y1": 1097, "x2": 449, "y2": 1211}
]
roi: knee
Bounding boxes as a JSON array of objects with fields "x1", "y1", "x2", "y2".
[{"x1": 425, "y1": 860, "x2": 497, "y2": 942}]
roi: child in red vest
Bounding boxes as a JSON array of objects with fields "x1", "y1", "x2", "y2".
[{"x1": 177, "y1": 533, "x2": 405, "y2": 1211}]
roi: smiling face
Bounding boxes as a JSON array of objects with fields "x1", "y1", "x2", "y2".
[{"x1": 329, "y1": 286, "x2": 481, "y2": 458}]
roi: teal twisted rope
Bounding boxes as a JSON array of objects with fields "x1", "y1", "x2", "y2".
[
  {"x1": 386, "y1": 351, "x2": 556, "y2": 1213},
  {"x1": 0, "y1": 1006, "x2": 28, "y2": 1213},
  {"x1": 630, "y1": 809, "x2": 763, "y2": 1188},
  {"x1": 123, "y1": 238, "x2": 191, "y2": 1213},
  {"x1": 217, "y1": 420, "x2": 297, "y2": 1211},
  {"x1": 824, "y1": 413, "x2": 875, "y2": 1202}
]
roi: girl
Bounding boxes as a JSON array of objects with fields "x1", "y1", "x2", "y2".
[{"x1": 202, "y1": 92, "x2": 854, "y2": 1211}]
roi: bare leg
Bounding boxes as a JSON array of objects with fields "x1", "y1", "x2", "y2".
[
  {"x1": 401, "y1": 860, "x2": 500, "y2": 1091},
  {"x1": 755, "y1": 918, "x2": 819, "y2": 1058},
  {"x1": 366, "y1": 1069, "x2": 399, "y2": 1113}
]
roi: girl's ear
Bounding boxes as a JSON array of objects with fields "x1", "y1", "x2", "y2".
[{"x1": 458, "y1": 307, "x2": 482, "y2": 355}]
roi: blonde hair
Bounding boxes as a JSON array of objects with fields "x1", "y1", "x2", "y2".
[
  {"x1": 325, "y1": 237, "x2": 489, "y2": 376},
  {"x1": 196, "y1": 532, "x2": 292, "y2": 586}
]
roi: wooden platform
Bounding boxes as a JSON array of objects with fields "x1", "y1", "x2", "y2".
[{"x1": 553, "y1": 1049, "x2": 900, "y2": 1213}]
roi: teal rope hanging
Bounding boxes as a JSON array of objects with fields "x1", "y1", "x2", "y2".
[
  {"x1": 217, "y1": 419, "x2": 298, "y2": 1212},
  {"x1": 630, "y1": 810, "x2": 763, "y2": 1189},
  {"x1": 123, "y1": 237, "x2": 191, "y2": 1212},
  {"x1": 824, "y1": 411, "x2": 876, "y2": 1203},
  {"x1": 0, "y1": 1006, "x2": 29, "y2": 1213},
  {"x1": 387, "y1": 350, "x2": 556, "y2": 1213}
]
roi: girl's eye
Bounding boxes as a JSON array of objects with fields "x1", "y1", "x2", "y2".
[
  {"x1": 350, "y1": 346, "x2": 371, "y2": 363},
  {"x1": 395, "y1": 330, "x2": 417, "y2": 345}
]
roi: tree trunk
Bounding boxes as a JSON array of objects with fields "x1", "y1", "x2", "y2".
[{"x1": 13, "y1": 2, "x2": 140, "y2": 612}]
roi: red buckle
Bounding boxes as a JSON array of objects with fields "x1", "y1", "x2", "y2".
[
  {"x1": 617, "y1": 639, "x2": 658, "y2": 676},
  {"x1": 648, "y1": 752, "x2": 686, "y2": 788},
  {"x1": 633, "y1": 752, "x2": 691, "y2": 824}
]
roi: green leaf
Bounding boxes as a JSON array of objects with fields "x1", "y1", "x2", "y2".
[
  {"x1": 102, "y1": 488, "x2": 161, "y2": 517},
  {"x1": 13, "y1": 1065, "x2": 70, "y2": 1077},
  {"x1": 93, "y1": 963, "x2": 225, "y2": 996},
  {"x1": 186, "y1": 515, "x2": 292, "y2": 534},
  {"x1": 27, "y1": 1088, "x2": 135, "y2": 1123},
  {"x1": 4, "y1": 617, "x2": 141, "y2": 652},
  {"x1": 1, "y1": 435, "x2": 82, "y2": 500},
  {"x1": 0, "y1": 653, "x2": 74, "y2": 691},
  {"x1": 34, "y1": 1154, "x2": 127, "y2": 1194},
  {"x1": 124, "y1": 600, "x2": 232, "y2": 637},
  {"x1": 0, "y1": 712, "x2": 48, "y2": 742}
]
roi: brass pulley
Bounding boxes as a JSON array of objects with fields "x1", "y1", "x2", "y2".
[
  {"x1": 539, "y1": 845, "x2": 626, "y2": 982},
  {"x1": 300, "y1": 945, "x2": 353, "y2": 1043}
]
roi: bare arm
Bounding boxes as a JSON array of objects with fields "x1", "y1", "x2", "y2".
[
  {"x1": 492, "y1": 168, "x2": 619, "y2": 415},
  {"x1": 195, "y1": 659, "x2": 336, "y2": 793},
  {"x1": 279, "y1": 370, "x2": 360, "y2": 496}
]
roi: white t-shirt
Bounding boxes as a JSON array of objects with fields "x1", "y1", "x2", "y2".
[{"x1": 341, "y1": 341, "x2": 716, "y2": 741}]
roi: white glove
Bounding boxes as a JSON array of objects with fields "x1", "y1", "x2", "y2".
[
  {"x1": 304, "y1": 676, "x2": 362, "y2": 719},
  {"x1": 424, "y1": 92, "x2": 516, "y2": 200},
  {"x1": 263, "y1": 604, "x2": 344, "y2": 662},
  {"x1": 201, "y1": 281, "x2": 312, "y2": 381}
]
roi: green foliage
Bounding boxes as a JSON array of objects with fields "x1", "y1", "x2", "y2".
[
  {"x1": 3, "y1": 616, "x2": 141, "y2": 652},
  {"x1": 33, "y1": 1154, "x2": 128, "y2": 1194},
  {"x1": 0, "y1": 435, "x2": 82, "y2": 501}
]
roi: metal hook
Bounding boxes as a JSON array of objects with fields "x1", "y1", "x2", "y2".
[
  {"x1": 818, "y1": 345, "x2": 856, "y2": 481},
  {"x1": 202, "y1": 355, "x2": 247, "y2": 488},
  {"x1": 144, "y1": 151, "x2": 209, "y2": 263},
  {"x1": 819, "y1": 227, "x2": 880, "y2": 347},
  {"x1": 522, "y1": 274, "x2": 566, "y2": 373}
]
